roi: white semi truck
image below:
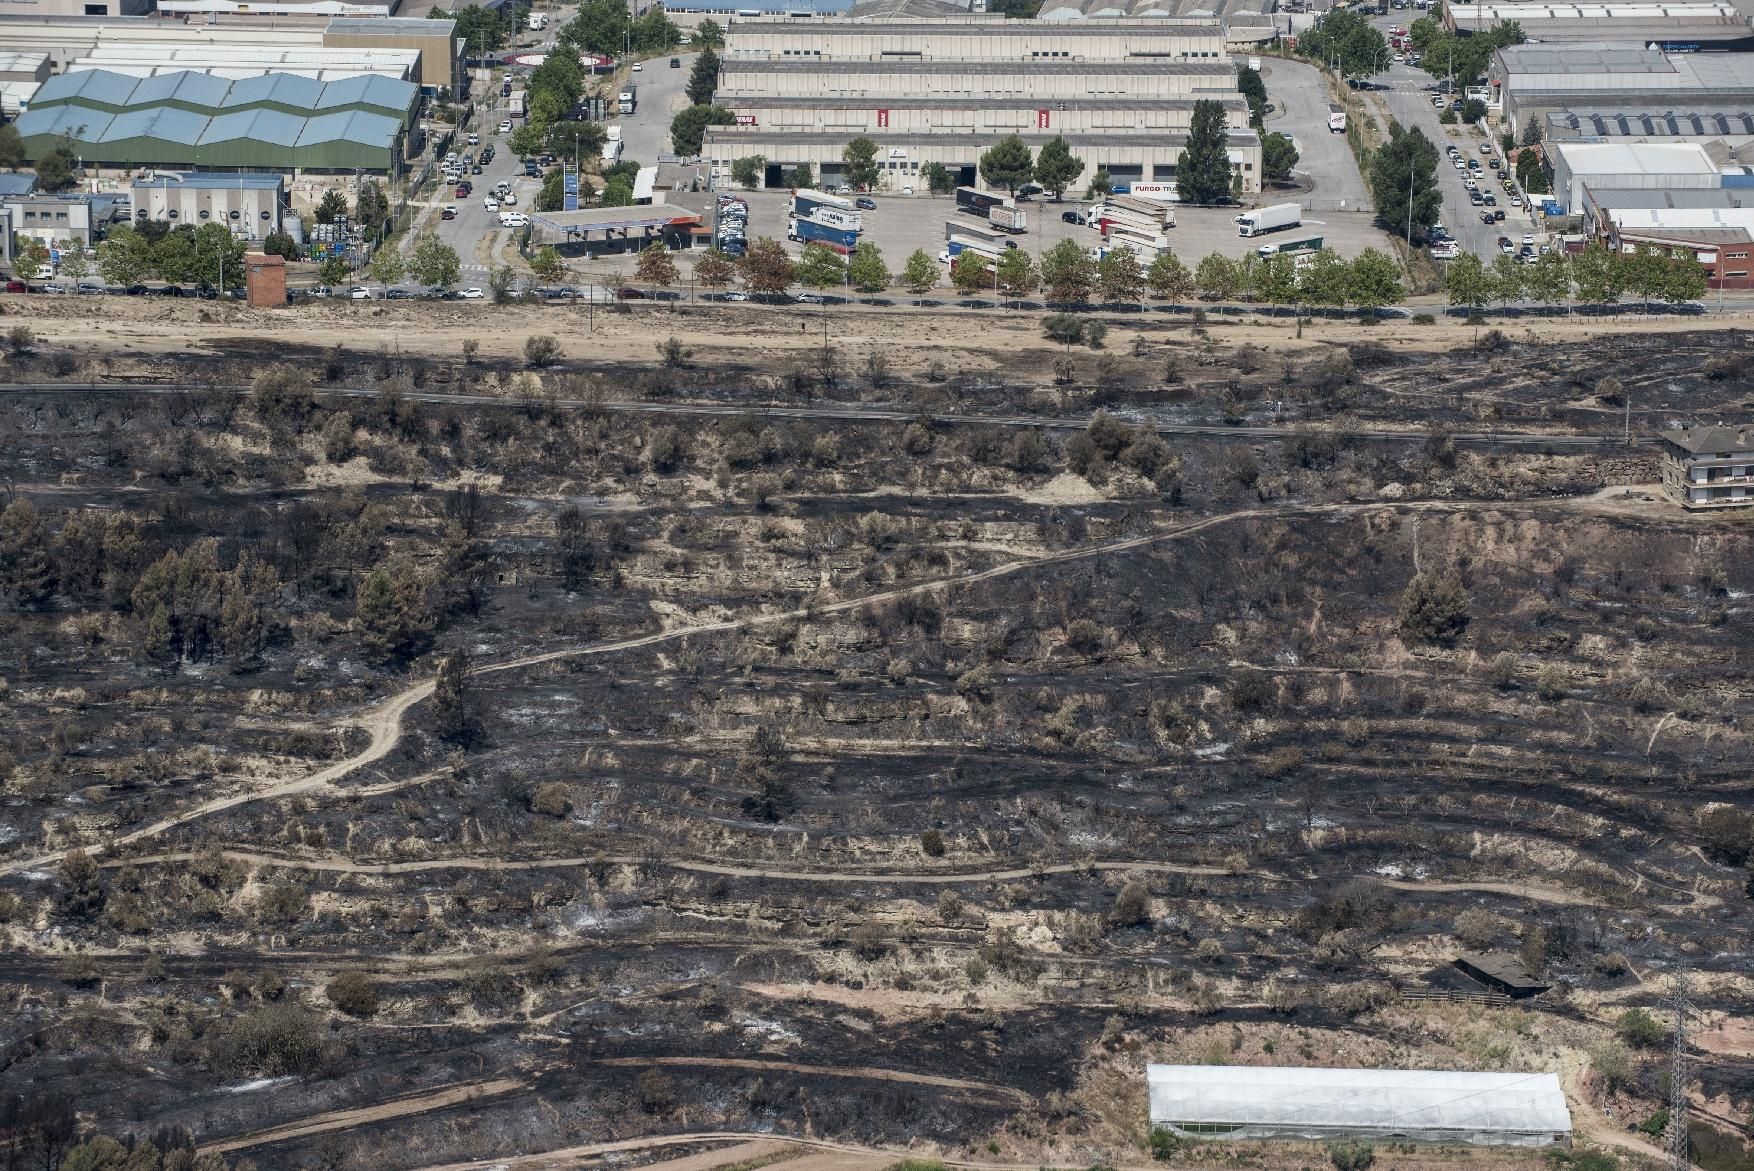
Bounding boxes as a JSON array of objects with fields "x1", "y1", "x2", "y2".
[{"x1": 1235, "y1": 202, "x2": 1302, "y2": 237}]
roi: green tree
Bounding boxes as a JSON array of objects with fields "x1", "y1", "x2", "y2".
[
  {"x1": 1369, "y1": 124, "x2": 1441, "y2": 237},
  {"x1": 1398, "y1": 573, "x2": 1470, "y2": 647},
  {"x1": 1040, "y1": 238, "x2": 1096, "y2": 303},
  {"x1": 1621, "y1": 245, "x2": 1671, "y2": 312},
  {"x1": 782, "y1": 164, "x2": 814, "y2": 189},
  {"x1": 1236, "y1": 64, "x2": 1268, "y2": 129},
  {"x1": 368, "y1": 246, "x2": 405, "y2": 288},
  {"x1": 1300, "y1": 247, "x2": 1352, "y2": 310},
  {"x1": 33, "y1": 137, "x2": 78, "y2": 192},
  {"x1": 1457, "y1": 98, "x2": 1487, "y2": 125},
  {"x1": 1085, "y1": 167, "x2": 1113, "y2": 199},
  {"x1": 561, "y1": 0, "x2": 631, "y2": 56},
  {"x1": 921, "y1": 162, "x2": 954, "y2": 195},
  {"x1": 693, "y1": 18, "x2": 725, "y2": 47},
  {"x1": 794, "y1": 243, "x2": 845, "y2": 291},
  {"x1": 842, "y1": 136, "x2": 881, "y2": 191},
  {"x1": 315, "y1": 188, "x2": 349, "y2": 226},
  {"x1": 1525, "y1": 250, "x2": 1570, "y2": 311},
  {"x1": 670, "y1": 104, "x2": 735, "y2": 156},
  {"x1": 1570, "y1": 244, "x2": 1622, "y2": 308},
  {"x1": 1174, "y1": 100, "x2": 1233, "y2": 205},
  {"x1": 439, "y1": 4, "x2": 513, "y2": 53},
  {"x1": 731, "y1": 155, "x2": 765, "y2": 190},
  {"x1": 630, "y1": 6, "x2": 680, "y2": 51},
  {"x1": 96, "y1": 225, "x2": 154, "y2": 286},
  {"x1": 1297, "y1": 7, "x2": 1389, "y2": 77},
  {"x1": 995, "y1": 248, "x2": 1037, "y2": 301},
  {"x1": 538, "y1": 167, "x2": 565, "y2": 212},
  {"x1": 846, "y1": 242, "x2": 890, "y2": 293},
  {"x1": 190, "y1": 222, "x2": 246, "y2": 289},
  {"x1": 601, "y1": 176, "x2": 635, "y2": 207},
  {"x1": 901, "y1": 248, "x2": 939, "y2": 294},
  {"x1": 739, "y1": 237, "x2": 795, "y2": 295},
  {"x1": 1033, "y1": 135, "x2": 1083, "y2": 201},
  {"x1": 1147, "y1": 251, "x2": 1193, "y2": 302},
  {"x1": 58, "y1": 248, "x2": 91, "y2": 286},
  {"x1": 1661, "y1": 249, "x2": 1709, "y2": 305},
  {"x1": 952, "y1": 250, "x2": 993, "y2": 296},
  {"x1": 686, "y1": 46, "x2": 720, "y2": 106},
  {"x1": 1443, "y1": 252, "x2": 1492, "y2": 315},
  {"x1": 152, "y1": 229, "x2": 196, "y2": 285},
  {"x1": 0, "y1": 124, "x2": 24, "y2": 170},
  {"x1": 545, "y1": 120, "x2": 607, "y2": 160},
  {"x1": 408, "y1": 235, "x2": 461, "y2": 290},
  {"x1": 1194, "y1": 252, "x2": 1239, "y2": 301},
  {"x1": 1098, "y1": 244, "x2": 1145, "y2": 304},
  {"x1": 355, "y1": 558, "x2": 433, "y2": 666},
  {"x1": 529, "y1": 246, "x2": 566, "y2": 282},
  {"x1": 695, "y1": 249, "x2": 736, "y2": 288},
  {"x1": 354, "y1": 180, "x2": 390, "y2": 238},
  {"x1": 635, "y1": 242, "x2": 678, "y2": 288},
  {"x1": 1261, "y1": 132, "x2": 1300, "y2": 183},
  {"x1": 1346, "y1": 248, "x2": 1405, "y2": 312},
  {"x1": 978, "y1": 134, "x2": 1035, "y2": 195},
  {"x1": 318, "y1": 256, "x2": 349, "y2": 287},
  {"x1": 0, "y1": 498, "x2": 56, "y2": 608},
  {"x1": 1490, "y1": 252, "x2": 1525, "y2": 308},
  {"x1": 1253, "y1": 252, "x2": 1300, "y2": 307}
]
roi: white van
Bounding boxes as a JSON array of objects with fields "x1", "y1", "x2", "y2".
[{"x1": 528, "y1": 11, "x2": 547, "y2": 29}]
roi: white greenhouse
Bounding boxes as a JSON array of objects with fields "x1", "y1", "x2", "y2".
[{"x1": 1146, "y1": 1065, "x2": 1573, "y2": 1147}]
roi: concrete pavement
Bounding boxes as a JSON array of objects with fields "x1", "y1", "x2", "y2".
[{"x1": 1258, "y1": 56, "x2": 1372, "y2": 212}]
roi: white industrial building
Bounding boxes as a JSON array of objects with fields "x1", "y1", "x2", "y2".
[
  {"x1": 1447, "y1": 0, "x2": 1753, "y2": 47},
  {"x1": 1491, "y1": 43, "x2": 1754, "y2": 135},
  {"x1": 0, "y1": 50, "x2": 50, "y2": 115},
  {"x1": 1547, "y1": 141, "x2": 1728, "y2": 211},
  {"x1": 67, "y1": 45, "x2": 422, "y2": 82},
  {"x1": 1146, "y1": 1065, "x2": 1573, "y2": 1147},
  {"x1": 130, "y1": 172, "x2": 287, "y2": 238},
  {"x1": 706, "y1": 15, "x2": 1260, "y2": 192}
]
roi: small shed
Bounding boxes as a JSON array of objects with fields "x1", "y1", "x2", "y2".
[
  {"x1": 1455, "y1": 953, "x2": 1551, "y2": 999},
  {"x1": 245, "y1": 252, "x2": 286, "y2": 307}
]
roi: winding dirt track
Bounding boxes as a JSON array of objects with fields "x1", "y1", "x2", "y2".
[
  {"x1": 203, "y1": 1078, "x2": 526, "y2": 1155},
  {"x1": 3, "y1": 500, "x2": 1370, "y2": 879}
]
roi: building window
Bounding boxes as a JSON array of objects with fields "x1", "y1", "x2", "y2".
[
  {"x1": 199, "y1": 210, "x2": 210, "y2": 220},
  {"x1": 261, "y1": 210, "x2": 271, "y2": 221},
  {"x1": 229, "y1": 209, "x2": 241, "y2": 220},
  {"x1": 84, "y1": 2, "x2": 108, "y2": 11},
  {"x1": 56, "y1": 213, "x2": 68, "y2": 222}
]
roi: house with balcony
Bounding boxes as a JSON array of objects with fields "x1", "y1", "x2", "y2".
[{"x1": 1660, "y1": 425, "x2": 1754, "y2": 509}]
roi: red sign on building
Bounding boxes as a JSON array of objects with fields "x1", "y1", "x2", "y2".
[
  {"x1": 1037, "y1": 108, "x2": 1050, "y2": 129},
  {"x1": 877, "y1": 108, "x2": 889, "y2": 128},
  {"x1": 734, "y1": 114, "x2": 757, "y2": 125}
]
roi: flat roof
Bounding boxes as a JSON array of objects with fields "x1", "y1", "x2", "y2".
[
  {"x1": 532, "y1": 206, "x2": 703, "y2": 231},
  {"x1": 1620, "y1": 225, "x2": 1754, "y2": 244},
  {"x1": 0, "y1": 173, "x2": 38, "y2": 196},
  {"x1": 1456, "y1": 953, "x2": 1549, "y2": 989},
  {"x1": 1610, "y1": 205, "x2": 1754, "y2": 226},
  {"x1": 1548, "y1": 108, "x2": 1754, "y2": 137},
  {"x1": 721, "y1": 93, "x2": 1245, "y2": 109},
  {"x1": 726, "y1": 14, "x2": 1223, "y2": 30},
  {"x1": 133, "y1": 171, "x2": 285, "y2": 189},
  {"x1": 324, "y1": 15, "x2": 456, "y2": 32},
  {"x1": 721, "y1": 58, "x2": 1239, "y2": 75},
  {"x1": 707, "y1": 126, "x2": 1259, "y2": 147},
  {"x1": 1662, "y1": 424, "x2": 1754, "y2": 453},
  {"x1": 1551, "y1": 140, "x2": 1722, "y2": 172},
  {"x1": 1585, "y1": 184, "x2": 1749, "y2": 209}
]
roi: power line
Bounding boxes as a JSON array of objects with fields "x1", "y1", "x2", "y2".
[{"x1": 1669, "y1": 967, "x2": 1692, "y2": 1171}]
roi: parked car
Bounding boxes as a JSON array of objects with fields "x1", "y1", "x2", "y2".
[
  {"x1": 670, "y1": 57, "x2": 681, "y2": 67},
  {"x1": 4, "y1": 280, "x2": 27, "y2": 293},
  {"x1": 484, "y1": 198, "x2": 500, "y2": 212},
  {"x1": 467, "y1": 132, "x2": 480, "y2": 146},
  {"x1": 347, "y1": 286, "x2": 372, "y2": 299},
  {"x1": 498, "y1": 119, "x2": 513, "y2": 133},
  {"x1": 631, "y1": 62, "x2": 642, "y2": 71},
  {"x1": 1498, "y1": 237, "x2": 1514, "y2": 254},
  {"x1": 855, "y1": 196, "x2": 876, "y2": 210},
  {"x1": 614, "y1": 287, "x2": 646, "y2": 299},
  {"x1": 457, "y1": 287, "x2": 485, "y2": 299},
  {"x1": 384, "y1": 288, "x2": 412, "y2": 300},
  {"x1": 156, "y1": 285, "x2": 184, "y2": 297},
  {"x1": 77, "y1": 283, "x2": 104, "y2": 295},
  {"x1": 124, "y1": 284, "x2": 149, "y2": 295},
  {"x1": 442, "y1": 206, "x2": 458, "y2": 220}
]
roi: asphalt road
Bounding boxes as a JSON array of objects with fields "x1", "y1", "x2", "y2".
[
  {"x1": 2, "y1": 382, "x2": 1640, "y2": 449},
  {"x1": 1258, "y1": 56, "x2": 1371, "y2": 213},
  {"x1": 616, "y1": 52, "x2": 696, "y2": 171}
]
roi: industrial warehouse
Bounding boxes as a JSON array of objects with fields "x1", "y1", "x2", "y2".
[
  {"x1": 703, "y1": 16, "x2": 1262, "y2": 193},
  {"x1": 15, "y1": 68, "x2": 420, "y2": 174}
]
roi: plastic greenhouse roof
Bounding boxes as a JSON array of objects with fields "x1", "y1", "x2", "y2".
[
  {"x1": 101, "y1": 105, "x2": 207, "y2": 145},
  {"x1": 297, "y1": 109, "x2": 401, "y2": 146},
  {"x1": 200, "y1": 107, "x2": 304, "y2": 146},
  {"x1": 1147, "y1": 1066, "x2": 1573, "y2": 1135},
  {"x1": 222, "y1": 72, "x2": 324, "y2": 111}
]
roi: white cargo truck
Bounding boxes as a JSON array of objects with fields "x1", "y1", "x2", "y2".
[{"x1": 1235, "y1": 202, "x2": 1302, "y2": 237}]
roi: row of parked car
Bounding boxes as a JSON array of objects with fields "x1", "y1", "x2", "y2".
[
  {"x1": 716, "y1": 195, "x2": 749, "y2": 258},
  {"x1": 4, "y1": 279, "x2": 241, "y2": 298}
]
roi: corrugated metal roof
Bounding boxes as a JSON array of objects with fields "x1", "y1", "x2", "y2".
[
  {"x1": 313, "y1": 72, "x2": 414, "y2": 113},
  {"x1": 222, "y1": 72, "x2": 324, "y2": 110},
  {"x1": 103, "y1": 105, "x2": 207, "y2": 144},
  {"x1": 33, "y1": 68, "x2": 138, "y2": 107},
  {"x1": 202, "y1": 107, "x2": 305, "y2": 146},
  {"x1": 297, "y1": 108, "x2": 400, "y2": 145},
  {"x1": 0, "y1": 173, "x2": 39, "y2": 196},
  {"x1": 325, "y1": 15, "x2": 457, "y2": 32},
  {"x1": 15, "y1": 104, "x2": 111, "y2": 140},
  {"x1": 133, "y1": 171, "x2": 284, "y2": 190}
]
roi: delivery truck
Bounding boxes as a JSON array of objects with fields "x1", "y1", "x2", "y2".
[
  {"x1": 618, "y1": 86, "x2": 637, "y2": 115},
  {"x1": 1235, "y1": 202, "x2": 1302, "y2": 237},
  {"x1": 792, "y1": 188, "x2": 858, "y2": 224},
  {"x1": 788, "y1": 216, "x2": 859, "y2": 254},
  {"x1": 1256, "y1": 235, "x2": 1324, "y2": 258},
  {"x1": 988, "y1": 204, "x2": 1027, "y2": 233},
  {"x1": 1328, "y1": 103, "x2": 1347, "y2": 133},
  {"x1": 954, "y1": 186, "x2": 1010, "y2": 219}
]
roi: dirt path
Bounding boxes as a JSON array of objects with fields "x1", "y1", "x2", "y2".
[
  {"x1": 202, "y1": 1077, "x2": 525, "y2": 1155},
  {"x1": 1376, "y1": 878, "x2": 1607, "y2": 908},
  {"x1": 0, "y1": 496, "x2": 1632, "y2": 884},
  {"x1": 589, "y1": 1056, "x2": 1033, "y2": 1105},
  {"x1": 399, "y1": 1133, "x2": 1116, "y2": 1171}
]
